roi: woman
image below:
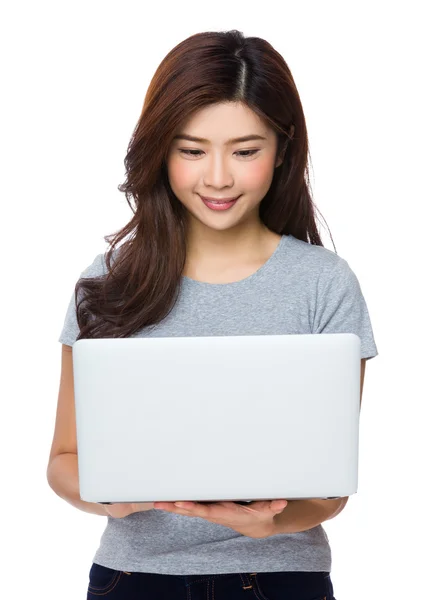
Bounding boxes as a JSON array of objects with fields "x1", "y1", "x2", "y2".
[{"x1": 47, "y1": 29, "x2": 378, "y2": 600}]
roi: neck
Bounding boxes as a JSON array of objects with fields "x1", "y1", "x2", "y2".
[
  {"x1": 185, "y1": 222, "x2": 271, "y2": 263},
  {"x1": 182, "y1": 220, "x2": 282, "y2": 284}
]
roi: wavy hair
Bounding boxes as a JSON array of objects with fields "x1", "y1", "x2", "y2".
[{"x1": 74, "y1": 29, "x2": 335, "y2": 341}]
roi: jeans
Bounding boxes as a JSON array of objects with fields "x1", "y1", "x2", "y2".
[{"x1": 86, "y1": 562, "x2": 337, "y2": 599}]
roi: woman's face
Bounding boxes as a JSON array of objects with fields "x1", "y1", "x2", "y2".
[{"x1": 166, "y1": 101, "x2": 283, "y2": 234}]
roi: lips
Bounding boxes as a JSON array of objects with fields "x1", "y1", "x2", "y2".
[
  {"x1": 200, "y1": 195, "x2": 240, "y2": 204},
  {"x1": 200, "y1": 195, "x2": 240, "y2": 211}
]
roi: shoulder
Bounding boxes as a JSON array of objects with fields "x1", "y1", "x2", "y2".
[
  {"x1": 79, "y1": 251, "x2": 110, "y2": 279},
  {"x1": 286, "y1": 234, "x2": 349, "y2": 279},
  {"x1": 284, "y1": 236, "x2": 363, "y2": 302}
]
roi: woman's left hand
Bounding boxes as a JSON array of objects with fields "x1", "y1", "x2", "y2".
[{"x1": 153, "y1": 499, "x2": 288, "y2": 538}]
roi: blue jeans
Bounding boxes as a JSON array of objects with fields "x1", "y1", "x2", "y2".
[{"x1": 86, "y1": 562, "x2": 337, "y2": 599}]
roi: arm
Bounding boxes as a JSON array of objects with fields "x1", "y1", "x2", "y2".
[
  {"x1": 271, "y1": 496, "x2": 348, "y2": 534},
  {"x1": 47, "y1": 452, "x2": 109, "y2": 516},
  {"x1": 271, "y1": 358, "x2": 366, "y2": 536}
]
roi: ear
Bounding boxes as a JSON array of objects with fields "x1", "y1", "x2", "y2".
[{"x1": 275, "y1": 154, "x2": 284, "y2": 168}]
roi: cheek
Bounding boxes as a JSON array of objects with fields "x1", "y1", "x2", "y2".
[
  {"x1": 241, "y1": 161, "x2": 275, "y2": 188},
  {"x1": 168, "y1": 162, "x2": 195, "y2": 189}
]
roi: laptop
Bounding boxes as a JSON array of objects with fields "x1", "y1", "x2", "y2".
[{"x1": 72, "y1": 333, "x2": 361, "y2": 504}]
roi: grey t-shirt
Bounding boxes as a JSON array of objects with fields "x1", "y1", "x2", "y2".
[{"x1": 58, "y1": 233, "x2": 378, "y2": 575}]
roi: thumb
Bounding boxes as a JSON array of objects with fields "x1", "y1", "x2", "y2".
[{"x1": 270, "y1": 500, "x2": 288, "y2": 513}]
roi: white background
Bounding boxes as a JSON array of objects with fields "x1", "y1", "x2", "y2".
[{"x1": 2, "y1": 1, "x2": 423, "y2": 598}]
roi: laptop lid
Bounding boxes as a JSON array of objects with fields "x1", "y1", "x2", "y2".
[{"x1": 72, "y1": 333, "x2": 361, "y2": 503}]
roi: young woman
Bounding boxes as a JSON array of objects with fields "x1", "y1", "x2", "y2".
[{"x1": 47, "y1": 29, "x2": 378, "y2": 600}]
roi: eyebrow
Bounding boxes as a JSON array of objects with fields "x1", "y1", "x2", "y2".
[{"x1": 173, "y1": 133, "x2": 267, "y2": 145}]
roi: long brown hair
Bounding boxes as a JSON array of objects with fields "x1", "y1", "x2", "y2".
[{"x1": 74, "y1": 29, "x2": 335, "y2": 341}]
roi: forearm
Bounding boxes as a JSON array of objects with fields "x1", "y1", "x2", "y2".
[
  {"x1": 47, "y1": 453, "x2": 110, "y2": 515},
  {"x1": 271, "y1": 497, "x2": 349, "y2": 535},
  {"x1": 47, "y1": 453, "x2": 154, "y2": 517}
]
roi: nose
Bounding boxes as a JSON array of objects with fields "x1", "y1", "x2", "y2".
[{"x1": 203, "y1": 154, "x2": 235, "y2": 189}]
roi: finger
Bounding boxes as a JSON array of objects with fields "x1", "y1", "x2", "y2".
[
  {"x1": 174, "y1": 502, "x2": 196, "y2": 509},
  {"x1": 153, "y1": 502, "x2": 201, "y2": 516},
  {"x1": 176, "y1": 501, "x2": 227, "y2": 520},
  {"x1": 270, "y1": 500, "x2": 288, "y2": 512},
  {"x1": 249, "y1": 500, "x2": 287, "y2": 513},
  {"x1": 216, "y1": 501, "x2": 239, "y2": 509},
  {"x1": 153, "y1": 502, "x2": 178, "y2": 511}
]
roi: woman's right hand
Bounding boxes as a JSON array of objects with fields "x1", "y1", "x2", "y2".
[{"x1": 103, "y1": 502, "x2": 155, "y2": 518}]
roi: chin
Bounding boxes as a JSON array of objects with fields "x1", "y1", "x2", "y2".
[{"x1": 197, "y1": 216, "x2": 244, "y2": 232}]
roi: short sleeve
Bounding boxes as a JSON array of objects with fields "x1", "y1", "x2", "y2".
[
  {"x1": 312, "y1": 257, "x2": 378, "y2": 360},
  {"x1": 58, "y1": 253, "x2": 105, "y2": 347}
]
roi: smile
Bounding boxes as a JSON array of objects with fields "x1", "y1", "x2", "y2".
[{"x1": 200, "y1": 195, "x2": 241, "y2": 211}]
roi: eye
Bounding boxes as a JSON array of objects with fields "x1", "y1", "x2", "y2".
[{"x1": 179, "y1": 149, "x2": 260, "y2": 158}]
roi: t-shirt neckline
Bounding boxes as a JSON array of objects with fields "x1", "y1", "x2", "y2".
[{"x1": 182, "y1": 234, "x2": 290, "y2": 288}]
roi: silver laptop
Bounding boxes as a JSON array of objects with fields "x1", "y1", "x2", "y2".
[{"x1": 72, "y1": 333, "x2": 361, "y2": 504}]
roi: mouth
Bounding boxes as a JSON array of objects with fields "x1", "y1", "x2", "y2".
[
  {"x1": 199, "y1": 195, "x2": 241, "y2": 211},
  {"x1": 200, "y1": 195, "x2": 240, "y2": 203}
]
